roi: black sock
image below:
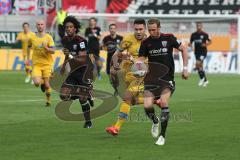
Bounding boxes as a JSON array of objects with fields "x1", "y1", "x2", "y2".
[
  {"x1": 80, "y1": 100, "x2": 91, "y2": 122},
  {"x1": 144, "y1": 107, "x2": 159, "y2": 124},
  {"x1": 198, "y1": 70, "x2": 204, "y2": 79},
  {"x1": 160, "y1": 107, "x2": 170, "y2": 138},
  {"x1": 202, "y1": 71, "x2": 207, "y2": 81},
  {"x1": 198, "y1": 69, "x2": 207, "y2": 81}
]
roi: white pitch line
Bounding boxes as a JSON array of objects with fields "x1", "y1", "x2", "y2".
[{"x1": 0, "y1": 99, "x2": 59, "y2": 103}]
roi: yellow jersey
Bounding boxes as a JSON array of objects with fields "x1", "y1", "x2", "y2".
[
  {"x1": 119, "y1": 34, "x2": 145, "y2": 72},
  {"x1": 29, "y1": 33, "x2": 55, "y2": 65},
  {"x1": 119, "y1": 34, "x2": 143, "y2": 59},
  {"x1": 16, "y1": 31, "x2": 35, "y2": 56}
]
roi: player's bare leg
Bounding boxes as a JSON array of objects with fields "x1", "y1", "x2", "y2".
[
  {"x1": 155, "y1": 88, "x2": 171, "y2": 145},
  {"x1": 144, "y1": 90, "x2": 159, "y2": 138},
  {"x1": 106, "y1": 91, "x2": 132, "y2": 136}
]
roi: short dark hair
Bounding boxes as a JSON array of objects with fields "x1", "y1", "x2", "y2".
[
  {"x1": 89, "y1": 17, "x2": 97, "y2": 22},
  {"x1": 109, "y1": 23, "x2": 116, "y2": 29},
  {"x1": 63, "y1": 16, "x2": 81, "y2": 33},
  {"x1": 133, "y1": 18, "x2": 146, "y2": 26},
  {"x1": 22, "y1": 22, "x2": 29, "y2": 28},
  {"x1": 196, "y1": 22, "x2": 202, "y2": 25},
  {"x1": 148, "y1": 19, "x2": 161, "y2": 28}
]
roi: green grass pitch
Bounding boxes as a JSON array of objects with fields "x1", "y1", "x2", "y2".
[{"x1": 0, "y1": 71, "x2": 239, "y2": 160}]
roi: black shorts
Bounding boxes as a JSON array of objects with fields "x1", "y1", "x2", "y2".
[
  {"x1": 195, "y1": 53, "x2": 207, "y2": 61},
  {"x1": 62, "y1": 68, "x2": 93, "y2": 99},
  {"x1": 64, "y1": 68, "x2": 92, "y2": 87},
  {"x1": 144, "y1": 79, "x2": 175, "y2": 99}
]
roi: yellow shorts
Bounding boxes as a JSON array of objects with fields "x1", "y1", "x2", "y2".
[{"x1": 32, "y1": 64, "x2": 53, "y2": 78}]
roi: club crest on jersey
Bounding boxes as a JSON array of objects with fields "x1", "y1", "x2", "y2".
[
  {"x1": 73, "y1": 44, "x2": 77, "y2": 50},
  {"x1": 80, "y1": 42, "x2": 85, "y2": 49},
  {"x1": 200, "y1": 35, "x2": 204, "y2": 39},
  {"x1": 162, "y1": 41, "x2": 167, "y2": 47}
]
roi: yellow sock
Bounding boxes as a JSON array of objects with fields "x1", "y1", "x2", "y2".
[
  {"x1": 114, "y1": 102, "x2": 130, "y2": 130},
  {"x1": 136, "y1": 94, "x2": 144, "y2": 104},
  {"x1": 46, "y1": 87, "x2": 51, "y2": 103}
]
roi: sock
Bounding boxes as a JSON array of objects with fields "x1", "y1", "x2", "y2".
[
  {"x1": 202, "y1": 70, "x2": 207, "y2": 81},
  {"x1": 45, "y1": 87, "x2": 51, "y2": 103},
  {"x1": 25, "y1": 65, "x2": 31, "y2": 77},
  {"x1": 80, "y1": 100, "x2": 91, "y2": 122},
  {"x1": 114, "y1": 102, "x2": 130, "y2": 130},
  {"x1": 160, "y1": 107, "x2": 170, "y2": 138},
  {"x1": 144, "y1": 107, "x2": 159, "y2": 124},
  {"x1": 198, "y1": 70, "x2": 204, "y2": 80}
]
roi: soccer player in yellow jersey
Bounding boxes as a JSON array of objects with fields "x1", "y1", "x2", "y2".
[
  {"x1": 106, "y1": 19, "x2": 148, "y2": 136},
  {"x1": 16, "y1": 22, "x2": 35, "y2": 83},
  {"x1": 28, "y1": 19, "x2": 55, "y2": 106}
]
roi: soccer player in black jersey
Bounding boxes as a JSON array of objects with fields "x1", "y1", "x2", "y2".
[
  {"x1": 60, "y1": 16, "x2": 94, "y2": 128},
  {"x1": 85, "y1": 17, "x2": 102, "y2": 80},
  {"x1": 138, "y1": 19, "x2": 189, "y2": 145},
  {"x1": 190, "y1": 22, "x2": 211, "y2": 87},
  {"x1": 102, "y1": 24, "x2": 123, "y2": 95}
]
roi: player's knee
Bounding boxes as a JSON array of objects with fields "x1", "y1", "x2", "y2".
[
  {"x1": 160, "y1": 100, "x2": 168, "y2": 108},
  {"x1": 60, "y1": 93, "x2": 71, "y2": 101}
]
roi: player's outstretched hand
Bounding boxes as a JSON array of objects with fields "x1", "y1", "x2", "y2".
[{"x1": 182, "y1": 70, "x2": 189, "y2": 80}]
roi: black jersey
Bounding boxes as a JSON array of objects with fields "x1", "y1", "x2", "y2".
[
  {"x1": 102, "y1": 34, "x2": 123, "y2": 54},
  {"x1": 139, "y1": 33, "x2": 181, "y2": 80},
  {"x1": 190, "y1": 31, "x2": 211, "y2": 54},
  {"x1": 85, "y1": 26, "x2": 101, "y2": 50},
  {"x1": 62, "y1": 35, "x2": 89, "y2": 72}
]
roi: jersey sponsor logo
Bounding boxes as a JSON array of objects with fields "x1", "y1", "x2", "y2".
[
  {"x1": 194, "y1": 39, "x2": 202, "y2": 43},
  {"x1": 162, "y1": 41, "x2": 167, "y2": 47},
  {"x1": 79, "y1": 42, "x2": 85, "y2": 49},
  {"x1": 73, "y1": 44, "x2": 77, "y2": 50},
  {"x1": 149, "y1": 48, "x2": 168, "y2": 56}
]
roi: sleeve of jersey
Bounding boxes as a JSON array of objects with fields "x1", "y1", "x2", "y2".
[
  {"x1": 206, "y1": 34, "x2": 211, "y2": 41},
  {"x1": 171, "y1": 35, "x2": 181, "y2": 49},
  {"x1": 16, "y1": 33, "x2": 22, "y2": 40},
  {"x1": 47, "y1": 35, "x2": 55, "y2": 48},
  {"x1": 97, "y1": 27, "x2": 101, "y2": 36},
  {"x1": 190, "y1": 34, "x2": 193, "y2": 44},
  {"x1": 138, "y1": 41, "x2": 148, "y2": 57},
  {"x1": 79, "y1": 40, "x2": 87, "y2": 52},
  {"x1": 117, "y1": 36, "x2": 131, "y2": 52}
]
